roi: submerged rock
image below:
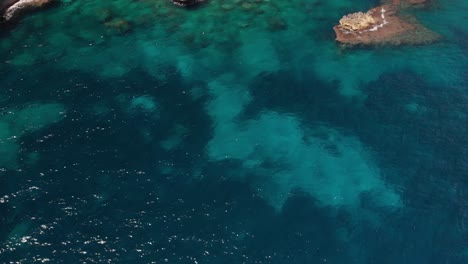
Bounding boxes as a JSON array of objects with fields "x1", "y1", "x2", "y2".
[
  {"x1": 104, "y1": 18, "x2": 131, "y2": 35},
  {"x1": 170, "y1": 0, "x2": 205, "y2": 7},
  {"x1": 333, "y1": 0, "x2": 438, "y2": 45},
  {"x1": 1, "y1": 0, "x2": 53, "y2": 22}
]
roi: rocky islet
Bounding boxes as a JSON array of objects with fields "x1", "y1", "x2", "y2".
[{"x1": 333, "y1": 0, "x2": 439, "y2": 45}]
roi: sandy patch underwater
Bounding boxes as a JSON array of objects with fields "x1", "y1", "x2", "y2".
[
  {"x1": 205, "y1": 74, "x2": 401, "y2": 211},
  {"x1": 1, "y1": 0, "x2": 465, "y2": 214},
  {"x1": 0, "y1": 102, "x2": 66, "y2": 169}
]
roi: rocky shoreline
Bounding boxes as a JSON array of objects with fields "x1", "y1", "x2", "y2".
[
  {"x1": 0, "y1": 0, "x2": 53, "y2": 22},
  {"x1": 334, "y1": 0, "x2": 439, "y2": 45},
  {"x1": 0, "y1": 0, "x2": 206, "y2": 24}
]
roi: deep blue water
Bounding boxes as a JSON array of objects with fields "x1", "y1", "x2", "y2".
[{"x1": 0, "y1": 0, "x2": 467, "y2": 263}]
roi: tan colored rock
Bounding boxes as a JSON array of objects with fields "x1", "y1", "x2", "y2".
[
  {"x1": 3, "y1": 0, "x2": 53, "y2": 21},
  {"x1": 0, "y1": 1, "x2": 20, "y2": 14},
  {"x1": 334, "y1": 1, "x2": 438, "y2": 45},
  {"x1": 339, "y1": 12, "x2": 375, "y2": 31}
]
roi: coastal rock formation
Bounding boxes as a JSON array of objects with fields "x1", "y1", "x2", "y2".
[
  {"x1": 334, "y1": 0, "x2": 438, "y2": 45},
  {"x1": 1, "y1": 0, "x2": 53, "y2": 21},
  {"x1": 171, "y1": 0, "x2": 205, "y2": 7},
  {"x1": 0, "y1": 0, "x2": 19, "y2": 14},
  {"x1": 339, "y1": 12, "x2": 375, "y2": 31}
]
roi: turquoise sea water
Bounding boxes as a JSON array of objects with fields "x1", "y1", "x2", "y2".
[{"x1": 0, "y1": 0, "x2": 467, "y2": 263}]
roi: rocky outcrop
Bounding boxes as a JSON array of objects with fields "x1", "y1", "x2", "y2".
[
  {"x1": 1, "y1": 0, "x2": 54, "y2": 22},
  {"x1": 0, "y1": 0, "x2": 20, "y2": 14},
  {"x1": 334, "y1": 0, "x2": 439, "y2": 45},
  {"x1": 339, "y1": 12, "x2": 375, "y2": 31},
  {"x1": 170, "y1": 0, "x2": 205, "y2": 7}
]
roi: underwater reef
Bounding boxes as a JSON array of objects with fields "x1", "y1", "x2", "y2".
[{"x1": 0, "y1": 0, "x2": 467, "y2": 263}]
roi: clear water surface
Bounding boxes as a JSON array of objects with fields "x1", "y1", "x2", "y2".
[{"x1": 0, "y1": 0, "x2": 467, "y2": 263}]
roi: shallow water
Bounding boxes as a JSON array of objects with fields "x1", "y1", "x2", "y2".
[{"x1": 0, "y1": 0, "x2": 467, "y2": 263}]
